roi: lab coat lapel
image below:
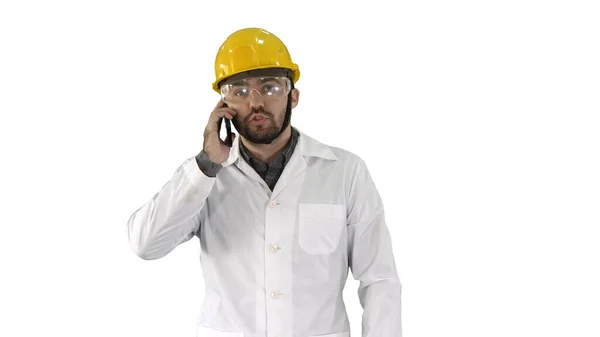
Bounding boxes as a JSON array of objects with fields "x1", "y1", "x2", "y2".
[
  {"x1": 270, "y1": 145, "x2": 307, "y2": 199},
  {"x1": 271, "y1": 129, "x2": 338, "y2": 198},
  {"x1": 225, "y1": 136, "x2": 271, "y2": 191}
]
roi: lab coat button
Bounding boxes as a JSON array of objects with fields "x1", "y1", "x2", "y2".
[
  {"x1": 268, "y1": 245, "x2": 280, "y2": 253},
  {"x1": 270, "y1": 291, "x2": 282, "y2": 298},
  {"x1": 268, "y1": 201, "x2": 277, "y2": 208}
]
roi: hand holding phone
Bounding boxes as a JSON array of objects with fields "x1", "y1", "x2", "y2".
[
  {"x1": 223, "y1": 103, "x2": 233, "y2": 148},
  {"x1": 203, "y1": 99, "x2": 237, "y2": 164}
]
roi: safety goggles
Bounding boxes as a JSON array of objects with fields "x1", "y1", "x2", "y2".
[{"x1": 220, "y1": 76, "x2": 291, "y2": 104}]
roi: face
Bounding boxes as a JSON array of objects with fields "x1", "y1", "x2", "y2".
[{"x1": 222, "y1": 76, "x2": 299, "y2": 144}]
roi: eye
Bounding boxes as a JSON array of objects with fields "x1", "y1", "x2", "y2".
[
  {"x1": 262, "y1": 84, "x2": 280, "y2": 95},
  {"x1": 233, "y1": 88, "x2": 249, "y2": 97}
]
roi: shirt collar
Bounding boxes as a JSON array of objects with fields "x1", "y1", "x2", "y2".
[
  {"x1": 238, "y1": 127, "x2": 299, "y2": 167},
  {"x1": 222, "y1": 126, "x2": 338, "y2": 167}
]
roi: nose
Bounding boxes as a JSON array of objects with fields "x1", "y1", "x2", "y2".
[{"x1": 248, "y1": 89, "x2": 264, "y2": 109}]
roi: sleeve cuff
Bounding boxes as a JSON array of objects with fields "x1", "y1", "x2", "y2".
[{"x1": 195, "y1": 150, "x2": 223, "y2": 177}]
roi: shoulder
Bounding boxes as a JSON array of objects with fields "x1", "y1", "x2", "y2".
[
  {"x1": 329, "y1": 145, "x2": 365, "y2": 166},
  {"x1": 295, "y1": 128, "x2": 370, "y2": 174},
  {"x1": 314, "y1": 140, "x2": 370, "y2": 178},
  {"x1": 296, "y1": 129, "x2": 361, "y2": 161}
]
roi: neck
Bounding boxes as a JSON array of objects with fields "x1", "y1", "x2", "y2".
[{"x1": 241, "y1": 126, "x2": 292, "y2": 163}]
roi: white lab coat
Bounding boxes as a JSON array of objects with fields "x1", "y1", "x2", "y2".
[{"x1": 127, "y1": 128, "x2": 402, "y2": 337}]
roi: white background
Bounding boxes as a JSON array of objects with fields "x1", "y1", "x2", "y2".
[{"x1": 1, "y1": 0, "x2": 599, "y2": 336}]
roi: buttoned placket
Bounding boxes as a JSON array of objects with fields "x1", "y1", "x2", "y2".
[
  {"x1": 265, "y1": 196, "x2": 284, "y2": 337},
  {"x1": 234, "y1": 134, "x2": 306, "y2": 337}
]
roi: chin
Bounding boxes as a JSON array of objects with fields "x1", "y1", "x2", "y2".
[{"x1": 245, "y1": 129, "x2": 280, "y2": 144}]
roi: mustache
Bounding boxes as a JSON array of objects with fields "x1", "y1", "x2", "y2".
[{"x1": 245, "y1": 108, "x2": 274, "y2": 122}]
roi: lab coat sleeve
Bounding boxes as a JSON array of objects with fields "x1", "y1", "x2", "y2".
[
  {"x1": 346, "y1": 158, "x2": 402, "y2": 337},
  {"x1": 127, "y1": 157, "x2": 217, "y2": 260}
]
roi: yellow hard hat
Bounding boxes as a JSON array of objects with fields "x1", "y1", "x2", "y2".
[{"x1": 212, "y1": 27, "x2": 300, "y2": 93}]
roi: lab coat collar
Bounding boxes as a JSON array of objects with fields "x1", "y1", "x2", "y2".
[{"x1": 221, "y1": 127, "x2": 337, "y2": 168}]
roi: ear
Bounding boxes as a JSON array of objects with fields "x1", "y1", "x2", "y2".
[{"x1": 290, "y1": 88, "x2": 300, "y2": 109}]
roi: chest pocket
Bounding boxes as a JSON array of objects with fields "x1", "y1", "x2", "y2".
[{"x1": 298, "y1": 203, "x2": 346, "y2": 255}]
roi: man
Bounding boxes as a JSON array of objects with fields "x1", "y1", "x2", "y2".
[{"x1": 127, "y1": 27, "x2": 402, "y2": 337}]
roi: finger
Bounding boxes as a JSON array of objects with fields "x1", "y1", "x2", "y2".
[
  {"x1": 211, "y1": 105, "x2": 238, "y2": 117},
  {"x1": 209, "y1": 108, "x2": 237, "y2": 124},
  {"x1": 208, "y1": 108, "x2": 227, "y2": 123},
  {"x1": 213, "y1": 98, "x2": 226, "y2": 111},
  {"x1": 222, "y1": 107, "x2": 238, "y2": 117}
]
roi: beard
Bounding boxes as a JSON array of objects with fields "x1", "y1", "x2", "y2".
[{"x1": 233, "y1": 107, "x2": 282, "y2": 144}]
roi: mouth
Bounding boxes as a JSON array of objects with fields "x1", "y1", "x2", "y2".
[
  {"x1": 251, "y1": 114, "x2": 267, "y2": 121},
  {"x1": 249, "y1": 114, "x2": 269, "y2": 124}
]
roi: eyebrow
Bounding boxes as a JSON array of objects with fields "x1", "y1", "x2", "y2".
[
  {"x1": 228, "y1": 81, "x2": 246, "y2": 87},
  {"x1": 228, "y1": 77, "x2": 281, "y2": 87},
  {"x1": 259, "y1": 77, "x2": 279, "y2": 84}
]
